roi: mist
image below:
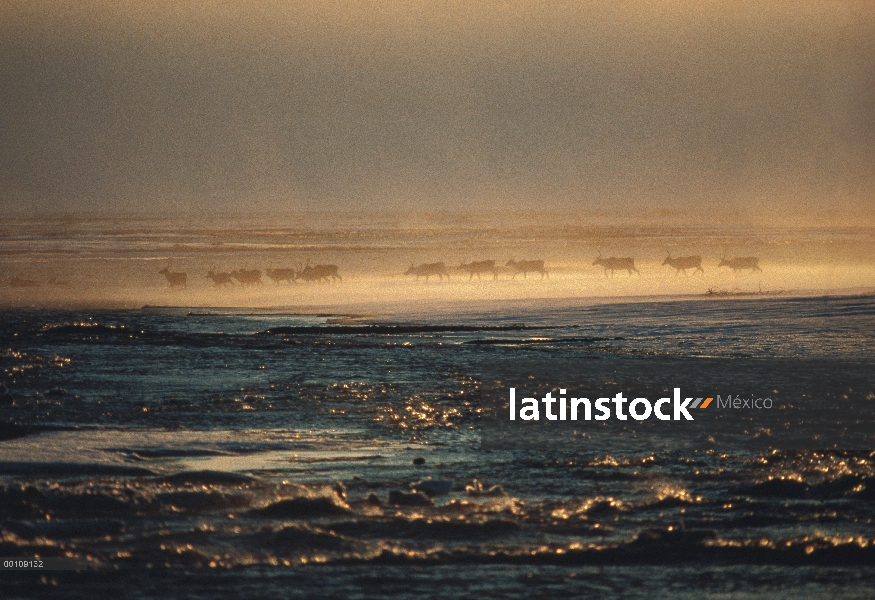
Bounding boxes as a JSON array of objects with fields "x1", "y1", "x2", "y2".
[{"x1": 2, "y1": 1, "x2": 874, "y2": 220}]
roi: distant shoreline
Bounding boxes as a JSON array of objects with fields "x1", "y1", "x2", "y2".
[{"x1": 2, "y1": 287, "x2": 872, "y2": 314}]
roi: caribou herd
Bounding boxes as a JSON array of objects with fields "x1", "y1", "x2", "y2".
[
  {"x1": 157, "y1": 254, "x2": 764, "y2": 288},
  {"x1": 158, "y1": 261, "x2": 343, "y2": 289},
  {"x1": 590, "y1": 253, "x2": 761, "y2": 277}
]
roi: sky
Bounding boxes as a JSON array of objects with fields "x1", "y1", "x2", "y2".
[{"x1": 2, "y1": 1, "x2": 874, "y2": 220}]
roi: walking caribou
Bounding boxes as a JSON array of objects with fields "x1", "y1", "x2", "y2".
[
  {"x1": 296, "y1": 264, "x2": 341, "y2": 283},
  {"x1": 458, "y1": 260, "x2": 497, "y2": 280},
  {"x1": 662, "y1": 255, "x2": 704, "y2": 275},
  {"x1": 231, "y1": 269, "x2": 262, "y2": 286},
  {"x1": 592, "y1": 254, "x2": 639, "y2": 277},
  {"x1": 158, "y1": 265, "x2": 187, "y2": 288},
  {"x1": 405, "y1": 262, "x2": 449, "y2": 281},
  {"x1": 206, "y1": 266, "x2": 234, "y2": 286},
  {"x1": 265, "y1": 268, "x2": 297, "y2": 284},
  {"x1": 505, "y1": 259, "x2": 548, "y2": 280},
  {"x1": 718, "y1": 257, "x2": 761, "y2": 273}
]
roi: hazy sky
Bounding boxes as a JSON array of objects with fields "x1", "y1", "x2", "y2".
[{"x1": 2, "y1": 1, "x2": 874, "y2": 218}]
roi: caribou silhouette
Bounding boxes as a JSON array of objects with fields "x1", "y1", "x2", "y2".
[
  {"x1": 265, "y1": 268, "x2": 297, "y2": 284},
  {"x1": 505, "y1": 259, "x2": 548, "y2": 280},
  {"x1": 592, "y1": 253, "x2": 639, "y2": 277},
  {"x1": 231, "y1": 269, "x2": 262, "y2": 286},
  {"x1": 662, "y1": 255, "x2": 704, "y2": 275},
  {"x1": 158, "y1": 264, "x2": 187, "y2": 288},
  {"x1": 458, "y1": 260, "x2": 497, "y2": 280},
  {"x1": 295, "y1": 264, "x2": 341, "y2": 283},
  {"x1": 206, "y1": 266, "x2": 234, "y2": 286},
  {"x1": 405, "y1": 262, "x2": 449, "y2": 281}
]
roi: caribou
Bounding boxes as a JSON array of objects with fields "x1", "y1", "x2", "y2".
[
  {"x1": 158, "y1": 265, "x2": 187, "y2": 288},
  {"x1": 662, "y1": 255, "x2": 704, "y2": 275},
  {"x1": 458, "y1": 260, "x2": 497, "y2": 280},
  {"x1": 405, "y1": 262, "x2": 449, "y2": 281},
  {"x1": 592, "y1": 254, "x2": 639, "y2": 277},
  {"x1": 206, "y1": 266, "x2": 234, "y2": 286},
  {"x1": 296, "y1": 264, "x2": 341, "y2": 283},
  {"x1": 505, "y1": 259, "x2": 548, "y2": 280},
  {"x1": 231, "y1": 269, "x2": 262, "y2": 286},
  {"x1": 265, "y1": 268, "x2": 297, "y2": 284},
  {"x1": 718, "y1": 257, "x2": 761, "y2": 273}
]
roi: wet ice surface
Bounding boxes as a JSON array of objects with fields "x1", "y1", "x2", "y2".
[{"x1": 2, "y1": 294, "x2": 875, "y2": 598}]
